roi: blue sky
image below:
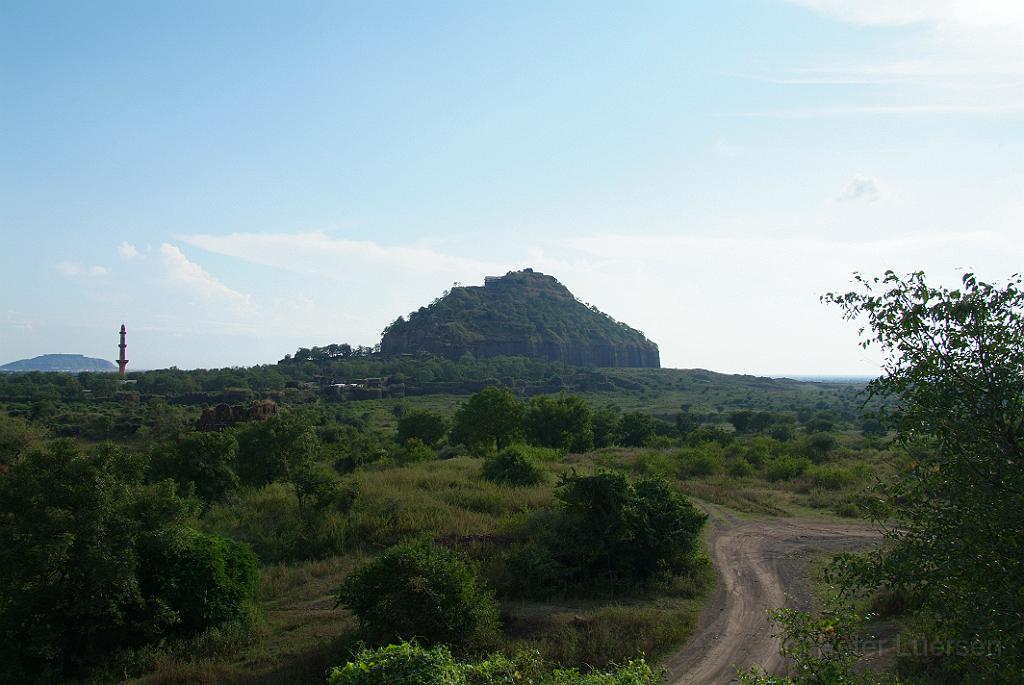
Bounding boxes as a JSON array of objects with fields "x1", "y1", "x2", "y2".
[{"x1": 2, "y1": 0, "x2": 1023, "y2": 374}]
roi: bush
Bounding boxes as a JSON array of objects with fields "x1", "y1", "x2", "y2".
[
  {"x1": 327, "y1": 641, "x2": 659, "y2": 685},
  {"x1": 139, "y1": 526, "x2": 258, "y2": 636},
  {"x1": 149, "y1": 430, "x2": 239, "y2": 503},
  {"x1": 451, "y1": 387, "x2": 524, "y2": 455},
  {"x1": 804, "y1": 464, "x2": 855, "y2": 491},
  {"x1": 617, "y1": 412, "x2": 655, "y2": 447},
  {"x1": 337, "y1": 540, "x2": 500, "y2": 649},
  {"x1": 395, "y1": 437, "x2": 436, "y2": 464},
  {"x1": 804, "y1": 432, "x2": 838, "y2": 463},
  {"x1": 676, "y1": 446, "x2": 723, "y2": 478},
  {"x1": 0, "y1": 441, "x2": 257, "y2": 682},
  {"x1": 728, "y1": 457, "x2": 755, "y2": 478},
  {"x1": 234, "y1": 412, "x2": 320, "y2": 486},
  {"x1": 482, "y1": 444, "x2": 546, "y2": 486},
  {"x1": 554, "y1": 472, "x2": 707, "y2": 587},
  {"x1": 764, "y1": 456, "x2": 811, "y2": 482},
  {"x1": 524, "y1": 394, "x2": 594, "y2": 453},
  {"x1": 397, "y1": 410, "x2": 450, "y2": 447}
]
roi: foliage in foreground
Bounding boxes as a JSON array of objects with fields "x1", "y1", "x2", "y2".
[
  {"x1": 825, "y1": 271, "x2": 1024, "y2": 683},
  {"x1": 0, "y1": 440, "x2": 258, "y2": 683},
  {"x1": 336, "y1": 540, "x2": 500, "y2": 649},
  {"x1": 738, "y1": 605, "x2": 911, "y2": 685},
  {"x1": 327, "y1": 641, "x2": 660, "y2": 685}
]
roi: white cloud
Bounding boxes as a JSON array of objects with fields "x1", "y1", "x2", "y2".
[
  {"x1": 176, "y1": 230, "x2": 502, "y2": 280},
  {"x1": 159, "y1": 243, "x2": 255, "y2": 313},
  {"x1": 56, "y1": 261, "x2": 109, "y2": 277},
  {"x1": 837, "y1": 175, "x2": 881, "y2": 203},
  {"x1": 765, "y1": 1, "x2": 1024, "y2": 116},
  {"x1": 117, "y1": 241, "x2": 139, "y2": 260}
]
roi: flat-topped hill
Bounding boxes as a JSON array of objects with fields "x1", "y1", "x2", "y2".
[
  {"x1": 379, "y1": 269, "x2": 660, "y2": 368},
  {"x1": 0, "y1": 354, "x2": 117, "y2": 373}
]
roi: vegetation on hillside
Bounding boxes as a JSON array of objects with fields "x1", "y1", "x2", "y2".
[
  {"x1": 5, "y1": 270, "x2": 1017, "y2": 684},
  {"x1": 378, "y1": 270, "x2": 660, "y2": 367}
]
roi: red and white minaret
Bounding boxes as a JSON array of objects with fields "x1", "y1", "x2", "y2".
[{"x1": 117, "y1": 324, "x2": 129, "y2": 377}]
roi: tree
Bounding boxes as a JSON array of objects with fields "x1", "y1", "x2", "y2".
[
  {"x1": 234, "y1": 412, "x2": 320, "y2": 486},
  {"x1": 553, "y1": 472, "x2": 707, "y2": 585},
  {"x1": 825, "y1": 271, "x2": 1024, "y2": 682},
  {"x1": 482, "y1": 445, "x2": 546, "y2": 486},
  {"x1": 617, "y1": 411, "x2": 655, "y2": 447},
  {"x1": 523, "y1": 393, "x2": 594, "y2": 452},
  {"x1": 336, "y1": 540, "x2": 500, "y2": 649},
  {"x1": 396, "y1": 409, "x2": 450, "y2": 447},
  {"x1": 149, "y1": 431, "x2": 240, "y2": 503},
  {"x1": 450, "y1": 386, "x2": 524, "y2": 455},
  {"x1": 0, "y1": 441, "x2": 257, "y2": 682}
]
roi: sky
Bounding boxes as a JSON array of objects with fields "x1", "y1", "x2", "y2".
[{"x1": 2, "y1": 0, "x2": 1023, "y2": 375}]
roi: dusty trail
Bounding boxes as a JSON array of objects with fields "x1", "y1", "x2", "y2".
[{"x1": 662, "y1": 506, "x2": 881, "y2": 685}]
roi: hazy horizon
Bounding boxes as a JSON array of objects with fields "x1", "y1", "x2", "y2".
[{"x1": 3, "y1": 1, "x2": 1022, "y2": 375}]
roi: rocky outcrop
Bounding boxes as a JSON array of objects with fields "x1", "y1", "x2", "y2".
[
  {"x1": 379, "y1": 269, "x2": 660, "y2": 368},
  {"x1": 197, "y1": 399, "x2": 278, "y2": 432}
]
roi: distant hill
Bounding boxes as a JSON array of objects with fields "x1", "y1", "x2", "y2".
[
  {"x1": 380, "y1": 269, "x2": 660, "y2": 368},
  {"x1": 0, "y1": 354, "x2": 117, "y2": 373}
]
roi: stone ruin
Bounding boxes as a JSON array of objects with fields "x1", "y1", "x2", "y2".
[{"x1": 196, "y1": 398, "x2": 278, "y2": 432}]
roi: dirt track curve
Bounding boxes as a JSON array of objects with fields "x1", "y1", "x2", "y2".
[{"x1": 661, "y1": 506, "x2": 881, "y2": 685}]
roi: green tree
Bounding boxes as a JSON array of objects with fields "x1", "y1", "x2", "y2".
[
  {"x1": 617, "y1": 411, "x2": 655, "y2": 447},
  {"x1": 482, "y1": 444, "x2": 546, "y2": 486},
  {"x1": 337, "y1": 540, "x2": 500, "y2": 649},
  {"x1": 450, "y1": 386, "x2": 524, "y2": 455},
  {"x1": 396, "y1": 409, "x2": 450, "y2": 447},
  {"x1": 235, "y1": 412, "x2": 320, "y2": 486},
  {"x1": 825, "y1": 271, "x2": 1024, "y2": 682},
  {"x1": 150, "y1": 430, "x2": 240, "y2": 503},
  {"x1": 554, "y1": 472, "x2": 707, "y2": 586},
  {"x1": 524, "y1": 393, "x2": 594, "y2": 452},
  {"x1": 592, "y1": 406, "x2": 621, "y2": 448},
  {"x1": 0, "y1": 441, "x2": 257, "y2": 682}
]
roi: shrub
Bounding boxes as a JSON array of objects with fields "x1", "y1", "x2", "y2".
[
  {"x1": 804, "y1": 464, "x2": 855, "y2": 491},
  {"x1": 327, "y1": 641, "x2": 659, "y2": 685},
  {"x1": 617, "y1": 412, "x2": 655, "y2": 447},
  {"x1": 0, "y1": 441, "x2": 257, "y2": 682},
  {"x1": 337, "y1": 540, "x2": 500, "y2": 649},
  {"x1": 149, "y1": 430, "x2": 239, "y2": 503},
  {"x1": 482, "y1": 444, "x2": 546, "y2": 486},
  {"x1": 804, "y1": 432, "x2": 838, "y2": 463},
  {"x1": 554, "y1": 472, "x2": 707, "y2": 586},
  {"x1": 728, "y1": 457, "x2": 755, "y2": 478},
  {"x1": 204, "y1": 479, "x2": 352, "y2": 562},
  {"x1": 139, "y1": 526, "x2": 258, "y2": 636},
  {"x1": 764, "y1": 456, "x2": 811, "y2": 482},
  {"x1": 451, "y1": 387, "x2": 524, "y2": 455},
  {"x1": 524, "y1": 394, "x2": 595, "y2": 452},
  {"x1": 395, "y1": 437, "x2": 436, "y2": 464},
  {"x1": 676, "y1": 446, "x2": 723, "y2": 478},
  {"x1": 397, "y1": 410, "x2": 450, "y2": 447},
  {"x1": 234, "y1": 412, "x2": 320, "y2": 486}
]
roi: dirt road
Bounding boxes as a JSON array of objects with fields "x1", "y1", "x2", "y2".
[{"x1": 661, "y1": 507, "x2": 881, "y2": 684}]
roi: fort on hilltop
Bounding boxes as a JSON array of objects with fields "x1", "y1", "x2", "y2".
[{"x1": 379, "y1": 269, "x2": 660, "y2": 368}]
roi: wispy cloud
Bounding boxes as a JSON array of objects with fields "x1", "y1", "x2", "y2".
[
  {"x1": 159, "y1": 243, "x2": 255, "y2": 313},
  {"x1": 56, "y1": 261, "x2": 109, "y2": 277},
  {"x1": 755, "y1": 2, "x2": 1024, "y2": 117},
  {"x1": 117, "y1": 241, "x2": 139, "y2": 260},
  {"x1": 176, "y1": 230, "x2": 504, "y2": 281},
  {"x1": 738, "y1": 103, "x2": 1024, "y2": 117},
  {"x1": 837, "y1": 175, "x2": 881, "y2": 203}
]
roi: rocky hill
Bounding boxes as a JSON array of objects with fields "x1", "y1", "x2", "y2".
[
  {"x1": 379, "y1": 269, "x2": 660, "y2": 368},
  {"x1": 0, "y1": 354, "x2": 117, "y2": 373}
]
